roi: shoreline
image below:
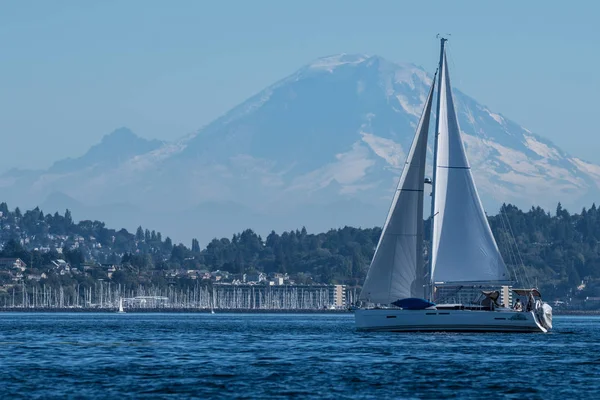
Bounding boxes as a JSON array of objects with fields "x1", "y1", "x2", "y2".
[
  {"x1": 0, "y1": 307, "x2": 351, "y2": 314},
  {"x1": 1, "y1": 308, "x2": 599, "y2": 315}
]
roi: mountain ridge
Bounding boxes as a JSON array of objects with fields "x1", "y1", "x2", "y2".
[{"x1": 0, "y1": 53, "x2": 597, "y2": 242}]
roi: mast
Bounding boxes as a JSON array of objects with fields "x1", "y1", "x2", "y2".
[
  {"x1": 429, "y1": 38, "x2": 510, "y2": 288},
  {"x1": 428, "y1": 37, "x2": 447, "y2": 301}
]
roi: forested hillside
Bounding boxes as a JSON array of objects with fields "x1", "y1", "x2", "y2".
[{"x1": 1, "y1": 201, "x2": 599, "y2": 302}]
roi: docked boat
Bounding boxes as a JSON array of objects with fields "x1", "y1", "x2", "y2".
[{"x1": 355, "y1": 38, "x2": 553, "y2": 333}]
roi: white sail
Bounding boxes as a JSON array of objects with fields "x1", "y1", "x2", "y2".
[
  {"x1": 431, "y1": 50, "x2": 510, "y2": 284},
  {"x1": 359, "y1": 77, "x2": 436, "y2": 304},
  {"x1": 355, "y1": 39, "x2": 551, "y2": 335}
]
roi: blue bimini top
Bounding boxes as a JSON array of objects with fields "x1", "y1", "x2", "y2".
[{"x1": 392, "y1": 298, "x2": 436, "y2": 310}]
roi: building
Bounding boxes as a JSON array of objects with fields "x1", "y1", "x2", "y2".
[
  {"x1": 245, "y1": 272, "x2": 266, "y2": 283},
  {"x1": 500, "y1": 286, "x2": 513, "y2": 307},
  {"x1": 0, "y1": 258, "x2": 27, "y2": 271},
  {"x1": 329, "y1": 284, "x2": 346, "y2": 308},
  {"x1": 268, "y1": 273, "x2": 289, "y2": 286},
  {"x1": 27, "y1": 273, "x2": 47, "y2": 282},
  {"x1": 51, "y1": 260, "x2": 70, "y2": 272}
]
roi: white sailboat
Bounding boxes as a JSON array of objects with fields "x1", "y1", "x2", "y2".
[
  {"x1": 117, "y1": 297, "x2": 125, "y2": 314},
  {"x1": 355, "y1": 38, "x2": 553, "y2": 333}
]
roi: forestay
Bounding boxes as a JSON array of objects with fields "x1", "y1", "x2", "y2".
[
  {"x1": 431, "y1": 50, "x2": 510, "y2": 284},
  {"x1": 359, "y1": 77, "x2": 436, "y2": 304}
]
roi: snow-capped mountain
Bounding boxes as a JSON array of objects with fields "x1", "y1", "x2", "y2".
[{"x1": 1, "y1": 54, "x2": 598, "y2": 243}]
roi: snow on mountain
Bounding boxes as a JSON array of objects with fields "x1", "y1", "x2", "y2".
[
  {"x1": 308, "y1": 54, "x2": 371, "y2": 72},
  {"x1": 1, "y1": 54, "x2": 598, "y2": 243}
]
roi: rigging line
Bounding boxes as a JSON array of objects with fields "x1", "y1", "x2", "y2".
[
  {"x1": 502, "y1": 209, "x2": 531, "y2": 288},
  {"x1": 502, "y1": 210, "x2": 527, "y2": 288},
  {"x1": 499, "y1": 210, "x2": 522, "y2": 285},
  {"x1": 499, "y1": 211, "x2": 518, "y2": 277},
  {"x1": 444, "y1": 41, "x2": 464, "y2": 98},
  {"x1": 503, "y1": 214, "x2": 523, "y2": 286},
  {"x1": 498, "y1": 212, "x2": 514, "y2": 275},
  {"x1": 502, "y1": 207, "x2": 532, "y2": 288}
]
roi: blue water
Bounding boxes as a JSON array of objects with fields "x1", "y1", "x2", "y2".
[{"x1": 0, "y1": 313, "x2": 598, "y2": 399}]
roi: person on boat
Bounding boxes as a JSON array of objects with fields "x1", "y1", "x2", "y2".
[
  {"x1": 513, "y1": 299, "x2": 522, "y2": 312},
  {"x1": 526, "y1": 292, "x2": 535, "y2": 312}
]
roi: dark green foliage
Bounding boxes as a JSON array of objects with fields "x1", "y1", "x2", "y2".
[
  {"x1": 487, "y1": 203, "x2": 600, "y2": 298},
  {"x1": 163, "y1": 237, "x2": 173, "y2": 252},
  {"x1": 170, "y1": 244, "x2": 190, "y2": 263},
  {"x1": 0, "y1": 205, "x2": 170, "y2": 271},
  {"x1": 200, "y1": 226, "x2": 376, "y2": 284},
  {"x1": 135, "y1": 226, "x2": 144, "y2": 241},
  {"x1": 1, "y1": 202, "x2": 600, "y2": 299},
  {"x1": 62, "y1": 247, "x2": 85, "y2": 267},
  {"x1": 191, "y1": 238, "x2": 200, "y2": 253},
  {"x1": 1, "y1": 239, "x2": 29, "y2": 262}
]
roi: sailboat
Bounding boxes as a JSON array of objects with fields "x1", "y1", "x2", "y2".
[
  {"x1": 117, "y1": 297, "x2": 125, "y2": 314},
  {"x1": 354, "y1": 38, "x2": 553, "y2": 333}
]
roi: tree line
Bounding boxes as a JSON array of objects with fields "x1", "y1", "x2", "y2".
[{"x1": 1, "y1": 201, "x2": 600, "y2": 299}]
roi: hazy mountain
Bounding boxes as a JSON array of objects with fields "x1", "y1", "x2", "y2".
[
  {"x1": 50, "y1": 127, "x2": 164, "y2": 173},
  {"x1": 1, "y1": 54, "x2": 598, "y2": 243}
]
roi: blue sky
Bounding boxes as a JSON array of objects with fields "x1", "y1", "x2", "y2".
[{"x1": 1, "y1": 0, "x2": 598, "y2": 171}]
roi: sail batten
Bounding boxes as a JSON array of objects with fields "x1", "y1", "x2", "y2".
[
  {"x1": 359, "y1": 77, "x2": 436, "y2": 305},
  {"x1": 431, "y1": 50, "x2": 510, "y2": 284}
]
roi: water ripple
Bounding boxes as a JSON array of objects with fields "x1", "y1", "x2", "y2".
[{"x1": 0, "y1": 313, "x2": 598, "y2": 399}]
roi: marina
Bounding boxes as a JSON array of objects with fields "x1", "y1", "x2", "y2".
[{"x1": 0, "y1": 282, "x2": 354, "y2": 311}]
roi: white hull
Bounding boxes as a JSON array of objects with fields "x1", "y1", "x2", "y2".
[
  {"x1": 117, "y1": 298, "x2": 125, "y2": 313},
  {"x1": 355, "y1": 308, "x2": 549, "y2": 333}
]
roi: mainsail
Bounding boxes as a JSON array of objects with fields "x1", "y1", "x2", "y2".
[
  {"x1": 430, "y1": 49, "x2": 510, "y2": 284},
  {"x1": 359, "y1": 77, "x2": 436, "y2": 304}
]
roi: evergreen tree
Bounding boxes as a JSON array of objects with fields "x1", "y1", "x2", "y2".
[
  {"x1": 171, "y1": 244, "x2": 190, "y2": 263},
  {"x1": 135, "y1": 226, "x2": 144, "y2": 241},
  {"x1": 65, "y1": 209, "x2": 72, "y2": 225},
  {"x1": 164, "y1": 237, "x2": 173, "y2": 252},
  {"x1": 192, "y1": 238, "x2": 200, "y2": 253}
]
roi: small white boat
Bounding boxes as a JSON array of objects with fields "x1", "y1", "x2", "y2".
[
  {"x1": 355, "y1": 38, "x2": 552, "y2": 333},
  {"x1": 117, "y1": 297, "x2": 125, "y2": 314}
]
